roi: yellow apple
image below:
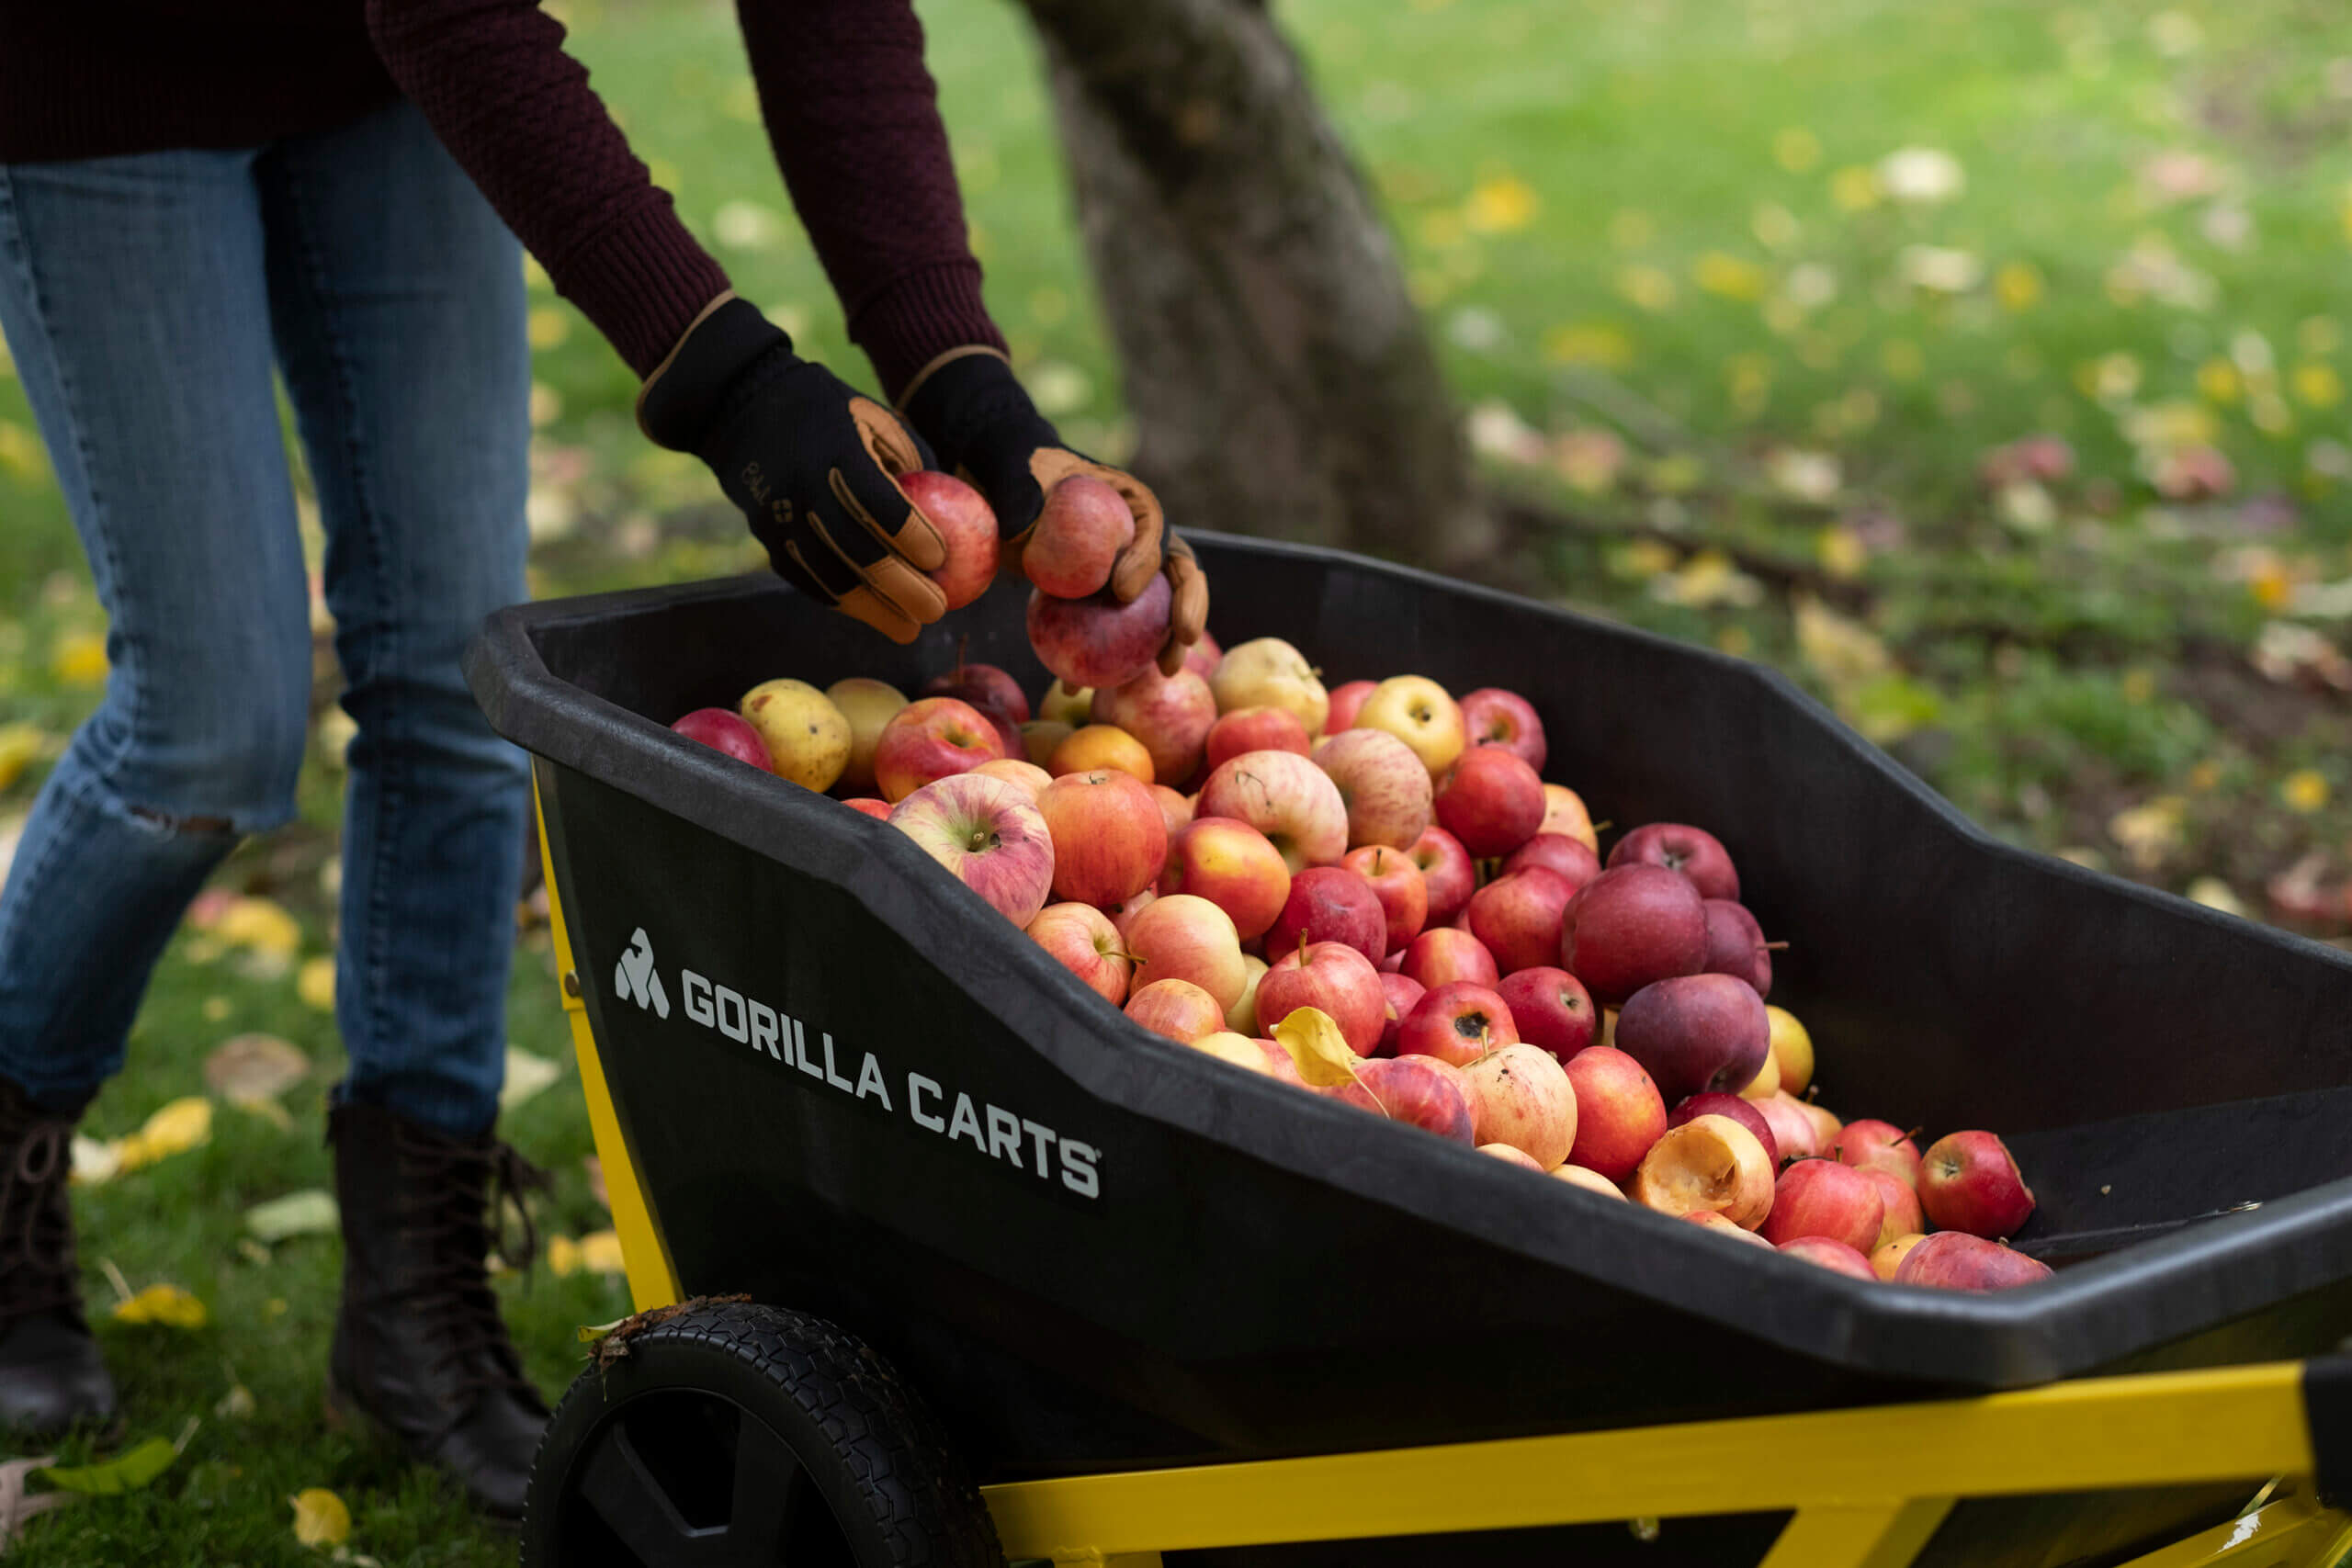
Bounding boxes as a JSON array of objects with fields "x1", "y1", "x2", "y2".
[
  {"x1": 1209, "y1": 637, "x2": 1329, "y2": 735},
  {"x1": 824, "y1": 677, "x2": 908, "y2": 795},
  {"x1": 1021, "y1": 720, "x2": 1073, "y2": 768},
  {"x1": 1039, "y1": 682, "x2": 1094, "y2": 728},
  {"x1": 1356, "y1": 675, "x2": 1464, "y2": 779},
  {"x1": 741, "y1": 679, "x2": 852, "y2": 793},
  {"x1": 1766, "y1": 1004, "x2": 1815, "y2": 1096},
  {"x1": 1540, "y1": 784, "x2": 1600, "y2": 853}
]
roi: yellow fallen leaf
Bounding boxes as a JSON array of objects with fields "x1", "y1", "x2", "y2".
[
  {"x1": 578, "y1": 1231, "x2": 627, "y2": 1274},
  {"x1": 113, "y1": 1097, "x2": 213, "y2": 1174},
  {"x1": 1271, "y1": 1008, "x2": 1363, "y2": 1089},
  {"x1": 290, "y1": 1487, "x2": 351, "y2": 1548},
  {"x1": 2280, "y1": 769, "x2": 2330, "y2": 812},
  {"x1": 0, "y1": 723, "x2": 43, "y2": 792},
  {"x1": 113, "y1": 1283, "x2": 207, "y2": 1329},
  {"x1": 296, "y1": 957, "x2": 335, "y2": 1013},
  {"x1": 547, "y1": 1235, "x2": 582, "y2": 1279},
  {"x1": 1692, "y1": 252, "x2": 1767, "y2": 301},
  {"x1": 1462, "y1": 174, "x2": 1538, "y2": 233},
  {"x1": 49, "y1": 632, "x2": 107, "y2": 688},
  {"x1": 69, "y1": 1135, "x2": 119, "y2": 1186},
  {"x1": 1794, "y1": 596, "x2": 1894, "y2": 688},
  {"x1": 214, "y1": 896, "x2": 301, "y2": 964}
]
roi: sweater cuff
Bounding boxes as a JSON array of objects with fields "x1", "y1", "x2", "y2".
[
  {"x1": 852, "y1": 261, "x2": 1008, "y2": 400},
  {"x1": 552, "y1": 197, "x2": 735, "y2": 378}
]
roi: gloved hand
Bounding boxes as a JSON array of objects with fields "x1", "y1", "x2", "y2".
[
  {"x1": 639, "y1": 294, "x2": 944, "y2": 644},
  {"x1": 900, "y1": 347, "x2": 1207, "y2": 676}
]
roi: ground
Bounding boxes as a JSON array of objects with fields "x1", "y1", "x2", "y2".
[{"x1": 0, "y1": 0, "x2": 2346, "y2": 1560}]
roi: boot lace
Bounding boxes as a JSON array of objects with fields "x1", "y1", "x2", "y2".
[
  {"x1": 394, "y1": 1122, "x2": 550, "y2": 1404},
  {"x1": 0, "y1": 1101, "x2": 80, "y2": 1321}
]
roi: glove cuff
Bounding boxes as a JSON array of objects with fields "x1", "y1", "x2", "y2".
[{"x1": 637, "y1": 294, "x2": 792, "y2": 450}]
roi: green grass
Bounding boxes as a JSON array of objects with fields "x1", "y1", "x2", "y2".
[{"x1": 0, "y1": 0, "x2": 2348, "y2": 1558}]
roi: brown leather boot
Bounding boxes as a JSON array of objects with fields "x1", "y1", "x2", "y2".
[
  {"x1": 325, "y1": 1100, "x2": 549, "y2": 1522},
  {"x1": 0, "y1": 1079, "x2": 114, "y2": 1436}
]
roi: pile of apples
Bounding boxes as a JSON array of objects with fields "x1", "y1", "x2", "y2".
[{"x1": 668, "y1": 475, "x2": 2050, "y2": 1294}]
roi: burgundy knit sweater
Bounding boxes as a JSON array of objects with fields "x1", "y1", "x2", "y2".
[{"x1": 0, "y1": 1, "x2": 1004, "y2": 391}]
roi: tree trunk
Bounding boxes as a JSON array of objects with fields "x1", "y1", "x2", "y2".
[{"x1": 1017, "y1": 0, "x2": 1493, "y2": 568}]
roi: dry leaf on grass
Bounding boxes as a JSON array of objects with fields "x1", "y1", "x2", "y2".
[
  {"x1": 204, "y1": 1033, "x2": 310, "y2": 1106},
  {"x1": 244, "y1": 1190, "x2": 337, "y2": 1244},
  {"x1": 498, "y1": 1046, "x2": 562, "y2": 1112},
  {"x1": 290, "y1": 1487, "x2": 351, "y2": 1548}
]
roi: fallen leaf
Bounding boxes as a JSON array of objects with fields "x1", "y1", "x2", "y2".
[
  {"x1": 498, "y1": 1046, "x2": 562, "y2": 1112},
  {"x1": 203, "y1": 1034, "x2": 310, "y2": 1105},
  {"x1": 39, "y1": 1436, "x2": 178, "y2": 1494},
  {"x1": 0, "y1": 724, "x2": 43, "y2": 792},
  {"x1": 47, "y1": 631, "x2": 107, "y2": 688},
  {"x1": 215, "y1": 1383, "x2": 256, "y2": 1420},
  {"x1": 111, "y1": 1097, "x2": 212, "y2": 1174},
  {"x1": 2280, "y1": 769, "x2": 2331, "y2": 813},
  {"x1": 290, "y1": 1487, "x2": 352, "y2": 1548},
  {"x1": 1272, "y1": 1008, "x2": 1363, "y2": 1089},
  {"x1": 112, "y1": 1283, "x2": 207, "y2": 1329},
  {"x1": 584, "y1": 1156, "x2": 608, "y2": 1211},
  {"x1": 245, "y1": 1190, "x2": 338, "y2": 1244},
  {"x1": 296, "y1": 957, "x2": 336, "y2": 1013},
  {"x1": 1794, "y1": 597, "x2": 1894, "y2": 688},
  {"x1": 212, "y1": 896, "x2": 301, "y2": 966},
  {"x1": 578, "y1": 1230, "x2": 627, "y2": 1274},
  {"x1": 2188, "y1": 877, "x2": 2247, "y2": 918},
  {"x1": 0, "y1": 1454, "x2": 74, "y2": 1548},
  {"x1": 69, "y1": 1135, "x2": 120, "y2": 1186}
]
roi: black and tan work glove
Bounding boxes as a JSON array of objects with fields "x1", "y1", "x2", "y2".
[
  {"x1": 640, "y1": 295, "x2": 944, "y2": 643},
  {"x1": 899, "y1": 346, "x2": 1207, "y2": 676}
]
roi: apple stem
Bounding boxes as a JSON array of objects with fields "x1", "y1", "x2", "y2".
[{"x1": 1761, "y1": 941, "x2": 1791, "y2": 952}]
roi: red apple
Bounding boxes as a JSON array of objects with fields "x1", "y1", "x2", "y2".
[
  {"x1": 1501, "y1": 833, "x2": 1600, "y2": 892},
  {"x1": 1684, "y1": 1210, "x2": 1774, "y2": 1247},
  {"x1": 1025, "y1": 902, "x2": 1133, "y2": 1006},
  {"x1": 1700, "y1": 899, "x2": 1772, "y2": 998},
  {"x1": 1311, "y1": 728, "x2": 1434, "y2": 852},
  {"x1": 1432, "y1": 747, "x2": 1545, "y2": 859},
  {"x1": 974, "y1": 758, "x2": 1052, "y2": 801},
  {"x1": 1150, "y1": 784, "x2": 1193, "y2": 840},
  {"x1": 1251, "y1": 1034, "x2": 1307, "y2": 1089},
  {"x1": 1340, "y1": 845, "x2": 1428, "y2": 955},
  {"x1": 1466, "y1": 865, "x2": 1576, "y2": 976},
  {"x1": 1265, "y1": 866, "x2": 1387, "y2": 965},
  {"x1": 874, "y1": 696, "x2": 1007, "y2": 803},
  {"x1": 1608, "y1": 822, "x2": 1741, "y2": 902},
  {"x1": 1407, "y1": 826, "x2": 1477, "y2": 925},
  {"x1": 1375, "y1": 972, "x2": 1425, "y2": 1057},
  {"x1": 1396, "y1": 981, "x2": 1520, "y2": 1068},
  {"x1": 1457, "y1": 686, "x2": 1546, "y2": 772},
  {"x1": 1919, "y1": 1131, "x2": 2036, "y2": 1238},
  {"x1": 1105, "y1": 887, "x2": 1156, "y2": 942},
  {"x1": 1562, "y1": 1046, "x2": 1668, "y2": 1181},
  {"x1": 1181, "y1": 630, "x2": 1223, "y2": 682},
  {"x1": 1835, "y1": 1121, "x2": 1924, "y2": 1186},
  {"x1": 1125, "y1": 978, "x2": 1227, "y2": 1044},
  {"x1": 1460, "y1": 1043, "x2": 1577, "y2": 1168},
  {"x1": 1023, "y1": 473, "x2": 1136, "y2": 599},
  {"x1": 1093, "y1": 666, "x2": 1216, "y2": 785},
  {"x1": 1125, "y1": 893, "x2": 1248, "y2": 1012},
  {"x1": 1665, "y1": 1092, "x2": 1780, "y2": 1167},
  {"x1": 1397, "y1": 927, "x2": 1499, "y2": 992},
  {"x1": 1204, "y1": 706, "x2": 1311, "y2": 773},
  {"x1": 1494, "y1": 967, "x2": 1596, "y2": 1064},
  {"x1": 1027, "y1": 573, "x2": 1171, "y2": 690},
  {"x1": 1760, "y1": 1158, "x2": 1885, "y2": 1253},
  {"x1": 1035, "y1": 767, "x2": 1167, "y2": 908},
  {"x1": 1613, "y1": 973, "x2": 1770, "y2": 1107},
  {"x1": 1327, "y1": 1055, "x2": 1476, "y2": 1145},
  {"x1": 1894, "y1": 1231, "x2": 2052, "y2": 1292},
  {"x1": 1160, "y1": 818, "x2": 1291, "y2": 941},
  {"x1": 901, "y1": 470, "x2": 999, "y2": 611},
  {"x1": 1778, "y1": 1237, "x2": 1877, "y2": 1280},
  {"x1": 1862, "y1": 1168, "x2": 1924, "y2": 1250},
  {"x1": 1629, "y1": 1114, "x2": 1775, "y2": 1228},
  {"x1": 1557, "y1": 864, "x2": 1709, "y2": 1006},
  {"x1": 1752, "y1": 1094, "x2": 1820, "y2": 1163},
  {"x1": 671, "y1": 707, "x2": 775, "y2": 771},
  {"x1": 888, "y1": 773, "x2": 1055, "y2": 925},
  {"x1": 1255, "y1": 940, "x2": 1386, "y2": 1055},
  {"x1": 1324, "y1": 679, "x2": 1377, "y2": 733},
  {"x1": 922, "y1": 660, "x2": 1032, "y2": 726},
  {"x1": 1196, "y1": 750, "x2": 1348, "y2": 872}
]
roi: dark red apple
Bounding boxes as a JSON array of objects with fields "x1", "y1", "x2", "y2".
[
  {"x1": 1665, "y1": 1091, "x2": 1780, "y2": 1167},
  {"x1": 1607, "y1": 822, "x2": 1740, "y2": 901},
  {"x1": 1265, "y1": 865, "x2": 1386, "y2": 965},
  {"x1": 1432, "y1": 746, "x2": 1545, "y2": 859},
  {"x1": 1466, "y1": 866, "x2": 1576, "y2": 976},
  {"x1": 1027, "y1": 574, "x2": 1172, "y2": 690},
  {"x1": 922, "y1": 660, "x2": 1031, "y2": 726},
  {"x1": 1501, "y1": 832, "x2": 1600, "y2": 892},
  {"x1": 671, "y1": 707, "x2": 775, "y2": 772},
  {"x1": 1557, "y1": 864, "x2": 1708, "y2": 1006},
  {"x1": 1701, "y1": 898, "x2": 1772, "y2": 997},
  {"x1": 1494, "y1": 966, "x2": 1596, "y2": 1064},
  {"x1": 1612, "y1": 972, "x2": 1770, "y2": 1104},
  {"x1": 1456, "y1": 686, "x2": 1546, "y2": 772}
]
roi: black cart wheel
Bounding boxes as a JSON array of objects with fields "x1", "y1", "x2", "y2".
[{"x1": 519, "y1": 1300, "x2": 1001, "y2": 1567}]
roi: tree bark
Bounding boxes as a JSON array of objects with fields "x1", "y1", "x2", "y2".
[{"x1": 1016, "y1": 0, "x2": 1493, "y2": 567}]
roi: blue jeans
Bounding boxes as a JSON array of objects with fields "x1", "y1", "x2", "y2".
[{"x1": 0, "y1": 101, "x2": 530, "y2": 1135}]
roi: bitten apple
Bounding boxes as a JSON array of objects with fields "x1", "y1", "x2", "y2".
[
  {"x1": 1495, "y1": 967, "x2": 1596, "y2": 1063},
  {"x1": 1340, "y1": 845, "x2": 1428, "y2": 955},
  {"x1": 1125, "y1": 978, "x2": 1227, "y2": 1044},
  {"x1": 1196, "y1": 750, "x2": 1348, "y2": 872},
  {"x1": 1467, "y1": 866, "x2": 1576, "y2": 976},
  {"x1": 1558, "y1": 864, "x2": 1709, "y2": 1006},
  {"x1": 1092, "y1": 666, "x2": 1216, "y2": 785},
  {"x1": 1023, "y1": 473, "x2": 1134, "y2": 598},
  {"x1": 1759, "y1": 1158, "x2": 1885, "y2": 1253},
  {"x1": 1028, "y1": 574, "x2": 1171, "y2": 690},
  {"x1": 1356, "y1": 676, "x2": 1465, "y2": 778},
  {"x1": 1665, "y1": 1092, "x2": 1780, "y2": 1167},
  {"x1": 1255, "y1": 941, "x2": 1386, "y2": 1055},
  {"x1": 1025, "y1": 902, "x2": 1134, "y2": 1006},
  {"x1": 671, "y1": 708, "x2": 774, "y2": 771},
  {"x1": 740, "y1": 679, "x2": 853, "y2": 793},
  {"x1": 1629, "y1": 1115, "x2": 1775, "y2": 1228},
  {"x1": 1209, "y1": 637, "x2": 1329, "y2": 735},
  {"x1": 1125, "y1": 894, "x2": 1249, "y2": 1012},
  {"x1": 874, "y1": 696, "x2": 1004, "y2": 802},
  {"x1": 1036, "y1": 767, "x2": 1167, "y2": 907},
  {"x1": 1160, "y1": 817, "x2": 1292, "y2": 941},
  {"x1": 1433, "y1": 747, "x2": 1545, "y2": 859},
  {"x1": 1460, "y1": 1043, "x2": 1576, "y2": 1168},
  {"x1": 1608, "y1": 822, "x2": 1741, "y2": 901},
  {"x1": 1397, "y1": 982, "x2": 1520, "y2": 1068},
  {"x1": 888, "y1": 773, "x2": 1055, "y2": 925},
  {"x1": 1919, "y1": 1131, "x2": 2035, "y2": 1238},
  {"x1": 1408, "y1": 827, "x2": 1477, "y2": 925},
  {"x1": 1265, "y1": 866, "x2": 1386, "y2": 964}
]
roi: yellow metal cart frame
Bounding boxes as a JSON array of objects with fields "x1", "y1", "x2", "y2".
[{"x1": 536, "y1": 805, "x2": 2352, "y2": 1568}]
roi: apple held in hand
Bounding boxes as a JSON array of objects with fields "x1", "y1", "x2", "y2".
[
  {"x1": 672, "y1": 707, "x2": 775, "y2": 772},
  {"x1": 1125, "y1": 978, "x2": 1227, "y2": 1044},
  {"x1": 1356, "y1": 676, "x2": 1465, "y2": 779},
  {"x1": 1023, "y1": 473, "x2": 1135, "y2": 598},
  {"x1": 1341, "y1": 845, "x2": 1428, "y2": 955},
  {"x1": 1562, "y1": 1046, "x2": 1667, "y2": 1181},
  {"x1": 1267, "y1": 865, "x2": 1387, "y2": 965},
  {"x1": 1197, "y1": 750, "x2": 1348, "y2": 872},
  {"x1": 1433, "y1": 747, "x2": 1545, "y2": 860},
  {"x1": 1210, "y1": 637, "x2": 1329, "y2": 735},
  {"x1": 888, "y1": 773, "x2": 1056, "y2": 926},
  {"x1": 1502, "y1": 833, "x2": 1600, "y2": 893},
  {"x1": 1608, "y1": 822, "x2": 1741, "y2": 902},
  {"x1": 1759, "y1": 1158, "x2": 1885, "y2": 1253},
  {"x1": 1257, "y1": 941, "x2": 1386, "y2": 1056},
  {"x1": 1025, "y1": 902, "x2": 1134, "y2": 1006},
  {"x1": 1460, "y1": 1043, "x2": 1577, "y2": 1168},
  {"x1": 1630, "y1": 1115, "x2": 1776, "y2": 1229},
  {"x1": 1396, "y1": 981, "x2": 1520, "y2": 1068},
  {"x1": 1458, "y1": 687, "x2": 1546, "y2": 772},
  {"x1": 1375, "y1": 972, "x2": 1425, "y2": 1057},
  {"x1": 922, "y1": 660, "x2": 1030, "y2": 725},
  {"x1": 1467, "y1": 866, "x2": 1576, "y2": 976},
  {"x1": 1398, "y1": 927, "x2": 1499, "y2": 991},
  {"x1": 1613, "y1": 973, "x2": 1770, "y2": 1104},
  {"x1": 1894, "y1": 1231, "x2": 2052, "y2": 1292},
  {"x1": 1666, "y1": 1092, "x2": 1780, "y2": 1167},
  {"x1": 1408, "y1": 826, "x2": 1477, "y2": 926},
  {"x1": 1701, "y1": 899, "x2": 1773, "y2": 998},
  {"x1": 1835, "y1": 1120, "x2": 1923, "y2": 1186},
  {"x1": 1312, "y1": 728, "x2": 1434, "y2": 852},
  {"x1": 1324, "y1": 679, "x2": 1376, "y2": 733},
  {"x1": 1496, "y1": 967, "x2": 1596, "y2": 1063},
  {"x1": 874, "y1": 696, "x2": 1005, "y2": 802},
  {"x1": 741, "y1": 678, "x2": 853, "y2": 792},
  {"x1": 1778, "y1": 1237, "x2": 1876, "y2": 1280},
  {"x1": 1036, "y1": 767, "x2": 1167, "y2": 907},
  {"x1": 1558, "y1": 864, "x2": 1709, "y2": 1006},
  {"x1": 901, "y1": 470, "x2": 1000, "y2": 611},
  {"x1": 1093, "y1": 666, "x2": 1216, "y2": 785},
  {"x1": 1919, "y1": 1131, "x2": 2035, "y2": 1238},
  {"x1": 1206, "y1": 706, "x2": 1311, "y2": 773},
  {"x1": 1028, "y1": 573, "x2": 1171, "y2": 691},
  {"x1": 1161, "y1": 817, "x2": 1291, "y2": 941}
]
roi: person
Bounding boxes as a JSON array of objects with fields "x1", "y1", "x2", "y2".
[{"x1": 0, "y1": 0, "x2": 1203, "y2": 1519}]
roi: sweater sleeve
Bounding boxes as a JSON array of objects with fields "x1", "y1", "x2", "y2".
[
  {"x1": 364, "y1": 0, "x2": 731, "y2": 377},
  {"x1": 736, "y1": 0, "x2": 1007, "y2": 398}
]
